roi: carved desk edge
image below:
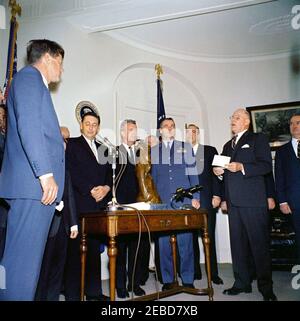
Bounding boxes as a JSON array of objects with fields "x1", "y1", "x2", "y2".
[{"x1": 80, "y1": 208, "x2": 209, "y2": 237}]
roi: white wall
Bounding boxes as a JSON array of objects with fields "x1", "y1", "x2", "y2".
[
  {"x1": 1, "y1": 14, "x2": 300, "y2": 277},
  {"x1": 0, "y1": 2, "x2": 8, "y2": 92}
]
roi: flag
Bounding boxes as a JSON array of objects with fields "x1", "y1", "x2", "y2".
[
  {"x1": 3, "y1": 16, "x2": 18, "y2": 100},
  {"x1": 157, "y1": 77, "x2": 166, "y2": 130}
]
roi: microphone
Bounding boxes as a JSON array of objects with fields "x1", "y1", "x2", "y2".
[
  {"x1": 173, "y1": 184, "x2": 202, "y2": 202},
  {"x1": 96, "y1": 134, "x2": 116, "y2": 149},
  {"x1": 134, "y1": 138, "x2": 141, "y2": 146}
]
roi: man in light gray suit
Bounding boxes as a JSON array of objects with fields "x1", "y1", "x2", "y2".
[{"x1": 0, "y1": 39, "x2": 65, "y2": 300}]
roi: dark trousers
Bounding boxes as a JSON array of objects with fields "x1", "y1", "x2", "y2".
[
  {"x1": 193, "y1": 208, "x2": 219, "y2": 279},
  {"x1": 0, "y1": 227, "x2": 5, "y2": 260},
  {"x1": 63, "y1": 235, "x2": 104, "y2": 300},
  {"x1": 139, "y1": 234, "x2": 151, "y2": 285},
  {"x1": 35, "y1": 217, "x2": 68, "y2": 301},
  {"x1": 63, "y1": 236, "x2": 81, "y2": 300},
  {"x1": 291, "y1": 209, "x2": 300, "y2": 264},
  {"x1": 228, "y1": 204, "x2": 273, "y2": 296},
  {"x1": 116, "y1": 234, "x2": 148, "y2": 290},
  {"x1": 0, "y1": 199, "x2": 9, "y2": 260}
]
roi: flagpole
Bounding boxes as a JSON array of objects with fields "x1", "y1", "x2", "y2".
[
  {"x1": 155, "y1": 64, "x2": 166, "y2": 135},
  {"x1": 3, "y1": 1, "x2": 21, "y2": 101}
]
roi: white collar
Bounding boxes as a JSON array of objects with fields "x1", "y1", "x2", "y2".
[
  {"x1": 192, "y1": 143, "x2": 199, "y2": 151},
  {"x1": 122, "y1": 143, "x2": 134, "y2": 153},
  {"x1": 39, "y1": 71, "x2": 49, "y2": 89},
  {"x1": 82, "y1": 134, "x2": 95, "y2": 145},
  {"x1": 162, "y1": 139, "x2": 174, "y2": 148},
  {"x1": 234, "y1": 129, "x2": 247, "y2": 143}
]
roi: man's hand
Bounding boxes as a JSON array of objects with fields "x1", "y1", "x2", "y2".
[
  {"x1": 280, "y1": 203, "x2": 292, "y2": 215},
  {"x1": 91, "y1": 185, "x2": 110, "y2": 202},
  {"x1": 40, "y1": 176, "x2": 58, "y2": 205},
  {"x1": 70, "y1": 230, "x2": 78, "y2": 239},
  {"x1": 212, "y1": 196, "x2": 221, "y2": 208},
  {"x1": 267, "y1": 198, "x2": 276, "y2": 210},
  {"x1": 192, "y1": 199, "x2": 200, "y2": 209},
  {"x1": 225, "y1": 162, "x2": 244, "y2": 173},
  {"x1": 221, "y1": 201, "x2": 227, "y2": 212},
  {"x1": 213, "y1": 167, "x2": 224, "y2": 176}
]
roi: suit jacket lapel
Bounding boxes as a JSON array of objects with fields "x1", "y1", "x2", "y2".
[
  {"x1": 231, "y1": 131, "x2": 249, "y2": 159},
  {"x1": 116, "y1": 144, "x2": 127, "y2": 164},
  {"x1": 287, "y1": 140, "x2": 298, "y2": 162},
  {"x1": 79, "y1": 135, "x2": 98, "y2": 162},
  {"x1": 195, "y1": 144, "x2": 204, "y2": 159}
]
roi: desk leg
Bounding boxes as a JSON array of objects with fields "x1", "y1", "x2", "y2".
[
  {"x1": 80, "y1": 231, "x2": 87, "y2": 301},
  {"x1": 170, "y1": 234, "x2": 178, "y2": 285},
  {"x1": 108, "y1": 236, "x2": 117, "y2": 301},
  {"x1": 202, "y1": 224, "x2": 213, "y2": 301}
]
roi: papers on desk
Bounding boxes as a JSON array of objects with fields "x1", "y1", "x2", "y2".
[
  {"x1": 212, "y1": 155, "x2": 231, "y2": 168},
  {"x1": 123, "y1": 202, "x2": 151, "y2": 210}
]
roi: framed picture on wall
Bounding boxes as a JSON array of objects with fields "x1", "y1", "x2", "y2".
[{"x1": 246, "y1": 101, "x2": 300, "y2": 150}]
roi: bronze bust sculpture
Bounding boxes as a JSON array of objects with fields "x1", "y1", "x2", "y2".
[{"x1": 135, "y1": 140, "x2": 161, "y2": 203}]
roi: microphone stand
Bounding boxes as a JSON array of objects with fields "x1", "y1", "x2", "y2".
[{"x1": 96, "y1": 135, "x2": 125, "y2": 211}]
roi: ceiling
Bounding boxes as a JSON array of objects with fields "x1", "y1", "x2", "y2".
[{"x1": 12, "y1": 0, "x2": 300, "y2": 62}]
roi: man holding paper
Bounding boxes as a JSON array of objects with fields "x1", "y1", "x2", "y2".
[{"x1": 213, "y1": 108, "x2": 276, "y2": 301}]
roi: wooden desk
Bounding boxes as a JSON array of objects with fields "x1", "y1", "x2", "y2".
[{"x1": 80, "y1": 209, "x2": 213, "y2": 301}]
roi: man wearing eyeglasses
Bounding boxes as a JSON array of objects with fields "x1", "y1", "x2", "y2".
[{"x1": 213, "y1": 108, "x2": 276, "y2": 301}]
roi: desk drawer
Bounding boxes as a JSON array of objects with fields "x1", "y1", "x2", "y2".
[{"x1": 116, "y1": 213, "x2": 203, "y2": 234}]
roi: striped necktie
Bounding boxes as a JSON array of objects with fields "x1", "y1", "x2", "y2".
[
  {"x1": 298, "y1": 140, "x2": 300, "y2": 159},
  {"x1": 167, "y1": 142, "x2": 171, "y2": 151},
  {"x1": 231, "y1": 135, "x2": 237, "y2": 149},
  {"x1": 90, "y1": 140, "x2": 99, "y2": 162},
  {"x1": 128, "y1": 146, "x2": 135, "y2": 164}
]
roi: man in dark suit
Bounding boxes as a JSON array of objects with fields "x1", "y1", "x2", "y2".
[
  {"x1": 213, "y1": 108, "x2": 276, "y2": 301},
  {"x1": 0, "y1": 39, "x2": 65, "y2": 300},
  {"x1": 275, "y1": 113, "x2": 300, "y2": 263},
  {"x1": 151, "y1": 118, "x2": 200, "y2": 290},
  {"x1": 35, "y1": 127, "x2": 78, "y2": 301},
  {"x1": 115, "y1": 119, "x2": 147, "y2": 298},
  {"x1": 65, "y1": 111, "x2": 111, "y2": 301},
  {"x1": 186, "y1": 124, "x2": 223, "y2": 285}
]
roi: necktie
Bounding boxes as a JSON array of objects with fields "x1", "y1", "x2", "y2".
[
  {"x1": 231, "y1": 135, "x2": 237, "y2": 149},
  {"x1": 90, "y1": 140, "x2": 99, "y2": 162},
  {"x1": 298, "y1": 140, "x2": 300, "y2": 159},
  {"x1": 128, "y1": 146, "x2": 135, "y2": 164}
]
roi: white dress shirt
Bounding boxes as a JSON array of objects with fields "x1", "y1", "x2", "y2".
[
  {"x1": 83, "y1": 135, "x2": 99, "y2": 163},
  {"x1": 291, "y1": 137, "x2": 299, "y2": 157},
  {"x1": 122, "y1": 143, "x2": 136, "y2": 163},
  {"x1": 193, "y1": 143, "x2": 199, "y2": 155},
  {"x1": 234, "y1": 129, "x2": 247, "y2": 145}
]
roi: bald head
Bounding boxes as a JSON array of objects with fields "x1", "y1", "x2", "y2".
[{"x1": 230, "y1": 108, "x2": 250, "y2": 134}]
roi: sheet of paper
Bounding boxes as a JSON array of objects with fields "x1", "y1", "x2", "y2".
[
  {"x1": 123, "y1": 202, "x2": 151, "y2": 210},
  {"x1": 212, "y1": 155, "x2": 231, "y2": 168}
]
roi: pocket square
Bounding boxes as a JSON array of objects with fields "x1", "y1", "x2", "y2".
[{"x1": 241, "y1": 144, "x2": 250, "y2": 148}]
